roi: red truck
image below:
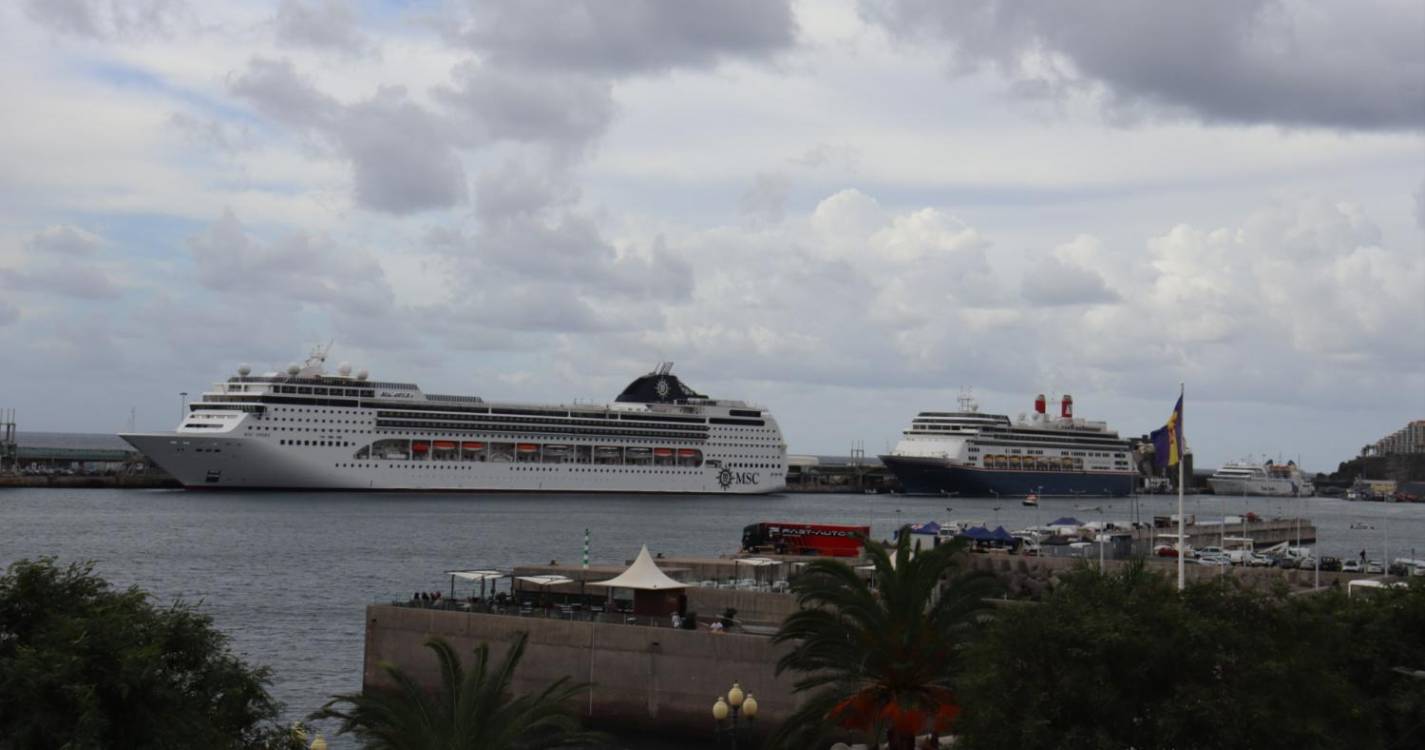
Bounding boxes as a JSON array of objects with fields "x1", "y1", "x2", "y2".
[{"x1": 741, "y1": 522, "x2": 870, "y2": 557}]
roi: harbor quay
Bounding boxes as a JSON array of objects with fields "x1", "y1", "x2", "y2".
[{"x1": 362, "y1": 539, "x2": 1378, "y2": 742}]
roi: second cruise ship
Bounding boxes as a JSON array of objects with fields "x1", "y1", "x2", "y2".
[
  {"x1": 879, "y1": 392, "x2": 1136, "y2": 497},
  {"x1": 121, "y1": 349, "x2": 786, "y2": 494}
]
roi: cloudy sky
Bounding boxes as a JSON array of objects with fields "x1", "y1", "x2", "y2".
[{"x1": 2, "y1": 0, "x2": 1422, "y2": 470}]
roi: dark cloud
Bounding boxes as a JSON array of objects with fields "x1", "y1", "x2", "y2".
[
  {"x1": 25, "y1": 225, "x2": 103, "y2": 256},
  {"x1": 338, "y1": 87, "x2": 469, "y2": 214},
  {"x1": 1415, "y1": 179, "x2": 1425, "y2": 229},
  {"x1": 862, "y1": 0, "x2": 1425, "y2": 130},
  {"x1": 229, "y1": 57, "x2": 338, "y2": 129},
  {"x1": 739, "y1": 172, "x2": 791, "y2": 225},
  {"x1": 230, "y1": 59, "x2": 466, "y2": 214},
  {"x1": 446, "y1": 0, "x2": 796, "y2": 74},
  {"x1": 1020, "y1": 256, "x2": 1119, "y2": 306},
  {"x1": 437, "y1": 63, "x2": 615, "y2": 154},
  {"x1": 273, "y1": 0, "x2": 373, "y2": 56},
  {"x1": 188, "y1": 209, "x2": 395, "y2": 318},
  {"x1": 24, "y1": 0, "x2": 188, "y2": 41},
  {"x1": 2, "y1": 226, "x2": 119, "y2": 299},
  {"x1": 415, "y1": 162, "x2": 693, "y2": 335},
  {"x1": 0, "y1": 266, "x2": 121, "y2": 300}
]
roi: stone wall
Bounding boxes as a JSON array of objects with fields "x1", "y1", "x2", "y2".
[{"x1": 364, "y1": 605, "x2": 802, "y2": 738}]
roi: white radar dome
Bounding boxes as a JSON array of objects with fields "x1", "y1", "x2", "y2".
[
  {"x1": 237, "y1": 364, "x2": 251, "y2": 376},
  {"x1": 287, "y1": 363, "x2": 301, "y2": 376},
  {"x1": 356, "y1": 369, "x2": 369, "y2": 381},
  {"x1": 338, "y1": 362, "x2": 352, "y2": 376}
]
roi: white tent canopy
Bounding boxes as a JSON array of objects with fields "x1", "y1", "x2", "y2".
[
  {"x1": 589, "y1": 545, "x2": 686, "y2": 591},
  {"x1": 515, "y1": 575, "x2": 574, "y2": 587},
  {"x1": 447, "y1": 570, "x2": 506, "y2": 582}
]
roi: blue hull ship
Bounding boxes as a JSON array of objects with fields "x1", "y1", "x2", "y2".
[
  {"x1": 881, "y1": 455, "x2": 1135, "y2": 497},
  {"x1": 879, "y1": 392, "x2": 1138, "y2": 498}
]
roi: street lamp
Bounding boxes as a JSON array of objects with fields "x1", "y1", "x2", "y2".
[{"x1": 712, "y1": 680, "x2": 757, "y2": 748}]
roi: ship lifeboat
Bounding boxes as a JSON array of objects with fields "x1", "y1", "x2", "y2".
[
  {"x1": 677, "y1": 449, "x2": 699, "y2": 458},
  {"x1": 516, "y1": 443, "x2": 539, "y2": 453},
  {"x1": 412, "y1": 442, "x2": 429, "y2": 454},
  {"x1": 595, "y1": 446, "x2": 621, "y2": 455},
  {"x1": 433, "y1": 441, "x2": 456, "y2": 451},
  {"x1": 544, "y1": 445, "x2": 569, "y2": 454},
  {"x1": 653, "y1": 448, "x2": 674, "y2": 458},
  {"x1": 461, "y1": 442, "x2": 485, "y2": 452}
]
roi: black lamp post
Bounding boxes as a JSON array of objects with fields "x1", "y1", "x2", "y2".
[{"x1": 712, "y1": 680, "x2": 758, "y2": 748}]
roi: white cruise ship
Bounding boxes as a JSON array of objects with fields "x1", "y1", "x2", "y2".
[
  {"x1": 1207, "y1": 459, "x2": 1314, "y2": 497},
  {"x1": 879, "y1": 392, "x2": 1136, "y2": 497},
  {"x1": 121, "y1": 349, "x2": 786, "y2": 494}
]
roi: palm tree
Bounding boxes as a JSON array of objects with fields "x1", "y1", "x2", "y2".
[
  {"x1": 313, "y1": 632, "x2": 605, "y2": 749},
  {"x1": 769, "y1": 531, "x2": 1000, "y2": 749}
]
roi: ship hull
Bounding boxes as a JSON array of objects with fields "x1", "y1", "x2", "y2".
[
  {"x1": 880, "y1": 455, "x2": 1134, "y2": 497},
  {"x1": 121, "y1": 433, "x2": 784, "y2": 494},
  {"x1": 1206, "y1": 477, "x2": 1310, "y2": 497}
]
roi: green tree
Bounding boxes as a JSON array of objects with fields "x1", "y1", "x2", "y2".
[
  {"x1": 0, "y1": 557, "x2": 302, "y2": 749},
  {"x1": 1296, "y1": 579, "x2": 1425, "y2": 748},
  {"x1": 314, "y1": 632, "x2": 604, "y2": 750},
  {"x1": 769, "y1": 532, "x2": 1000, "y2": 749},
  {"x1": 954, "y1": 561, "x2": 1382, "y2": 750}
]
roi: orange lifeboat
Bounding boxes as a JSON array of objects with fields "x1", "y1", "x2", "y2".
[
  {"x1": 461, "y1": 442, "x2": 485, "y2": 451},
  {"x1": 412, "y1": 442, "x2": 429, "y2": 453},
  {"x1": 677, "y1": 449, "x2": 699, "y2": 458},
  {"x1": 433, "y1": 441, "x2": 456, "y2": 451},
  {"x1": 516, "y1": 443, "x2": 539, "y2": 453},
  {"x1": 653, "y1": 448, "x2": 674, "y2": 457}
]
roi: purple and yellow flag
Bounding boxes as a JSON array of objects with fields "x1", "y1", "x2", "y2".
[{"x1": 1151, "y1": 396, "x2": 1184, "y2": 468}]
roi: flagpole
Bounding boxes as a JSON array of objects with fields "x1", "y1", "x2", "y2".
[{"x1": 1177, "y1": 382, "x2": 1185, "y2": 592}]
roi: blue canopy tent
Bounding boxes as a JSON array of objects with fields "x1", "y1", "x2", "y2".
[
  {"x1": 1049, "y1": 517, "x2": 1083, "y2": 527},
  {"x1": 956, "y1": 526, "x2": 994, "y2": 541},
  {"x1": 990, "y1": 526, "x2": 1017, "y2": 543}
]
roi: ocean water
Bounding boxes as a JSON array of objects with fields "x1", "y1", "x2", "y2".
[{"x1": 3, "y1": 488, "x2": 1424, "y2": 747}]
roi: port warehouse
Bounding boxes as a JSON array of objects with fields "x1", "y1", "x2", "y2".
[{"x1": 3, "y1": 432, "x2": 145, "y2": 474}]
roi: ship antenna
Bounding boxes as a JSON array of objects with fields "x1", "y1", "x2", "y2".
[{"x1": 957, "y1": 386, "x2": 978, "y2": 412}]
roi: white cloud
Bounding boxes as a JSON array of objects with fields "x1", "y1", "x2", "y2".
[{"x1": 0, "y1": 0, "x2": 1421, "y2": 471}]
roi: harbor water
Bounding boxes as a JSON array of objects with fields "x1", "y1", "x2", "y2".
[{"x1": 3, "y1": 488, "x2": 1424, "y2": 746}]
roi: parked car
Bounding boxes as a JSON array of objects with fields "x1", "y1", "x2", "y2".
[
  {"x1": 1277, "y1": 557, "x2": 1299, "y2": 570},
  {"x1": 1194, "y1": 554, "x2": 1232, "y2": 567},
  {"x1": 1320, "y1": 557, "x2": 1342, "y2": 572},
  {"x1": 1387, "y1": 562, "x2": 1410, "y2": 577},
  {"x1": 1365, "y1": 561, "x2": 1385, "y2": 574},
  {"x1": 1341, "y1": 560, "x2": 1362, "y2": 573}
]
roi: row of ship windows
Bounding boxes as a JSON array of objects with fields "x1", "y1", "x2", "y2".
[
  {"x1": 331, "y1": 463, "x2": 705, "y2": 474},
  {"x1": 354, "y1": 439, "x2": 707, "y2": 467},
  {"x1": 281, "y1": 439, "x2": 354, "y2": 447},
  {"x1": 376, "y1": 420, "x2": 704, "y2": 440},
  {"x1": 970, "y1": 447, "x2": 1124, "y2": 458}
]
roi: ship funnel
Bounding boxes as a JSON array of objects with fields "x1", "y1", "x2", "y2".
[
  {"x1": 1034, "y1": 394, "x2": 1046, "y2": 414},
  {"x1": 1061, "y1": 394, "x2": 1073, "y2": 419}
]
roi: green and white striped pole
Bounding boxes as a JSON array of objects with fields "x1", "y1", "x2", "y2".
[{"x1": 580, "y1": 528, "x2": 590, "y2": 603}]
